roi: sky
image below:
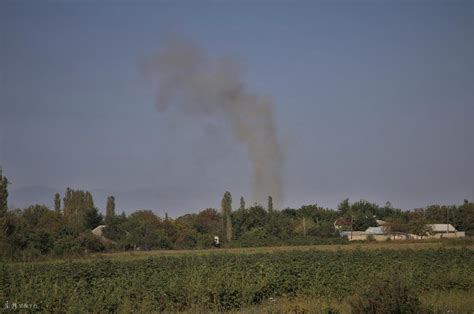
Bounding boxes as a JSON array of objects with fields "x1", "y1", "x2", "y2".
[{"x1": 1, "y1": 0, "x2": 473, "y2": 216}]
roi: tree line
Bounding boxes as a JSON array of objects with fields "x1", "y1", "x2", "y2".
[{"x1": 0, "y1": 168, "x2": 473, "y2": 260}]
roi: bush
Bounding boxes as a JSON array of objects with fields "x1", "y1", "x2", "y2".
[
  {"x1": 53, "y1": 235, "x2": 82, "y2": 256},
  {"x1": 225, "y1": 235, "x2": 349, "y2": 248},
  {"x1": 78, "y1": 232, "x2": 105, "y2": 253},
  {"x1": 442, "y1": 237, "x2": 474, "y2": 247},
  {"x1": 349, "y1": 278, "x2": 429, "y2": 313}
]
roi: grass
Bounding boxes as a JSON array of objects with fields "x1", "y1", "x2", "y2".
[
  {"x1": 8, "y1": 238, "x2": 473, "y2": 265},
  {"x1": 0, "y1": 239, "x2": 474, "y2": 314},
  {"x1": 2, "y1": 245, "x2": 473, "y2": 312},
  {"x1": 76, "y1": 239, "x2": 474, "y2": 261},
  {"x1": 237, "y1": 291, "x2": 474, "y2": 314}
]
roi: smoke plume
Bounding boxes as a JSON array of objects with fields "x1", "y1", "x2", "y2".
[{"x1": 141, "y1": 39, "x2": 283, "y2": 205}]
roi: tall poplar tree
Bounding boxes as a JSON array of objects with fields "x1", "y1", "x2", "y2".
[
  {"x1": 240, "y1": 196, "x2": 245, "y2": 210},
  {"x1": 221, "y1": 191, "x2": 233, "y2": 242},
  {"x1": 54, "y1": 193, "x2": 61, "y2": 212},
  {"x1": 0, "y1": 167, "x2": 9, "y2": 217},
  {"x1": 106, "y1": 196, "x2": 116, "y2": 221},
  {"x1": 63, "y1": 188, "x2": 95, "y2": 229},
  {"x1": 268, "y1": 196, "x2": 273, "y2": 212}
]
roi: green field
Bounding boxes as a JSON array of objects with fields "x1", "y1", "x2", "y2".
[{"x1": 1, "y1": 242, "x2": 474, "y2": 313}]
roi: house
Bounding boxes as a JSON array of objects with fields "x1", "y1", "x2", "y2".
[
  {"x1": 334, "y1": 218, "x2": 352, "y2": 231},
  {"x1": 425, "y1": 224, "x2": 465, "y2": 239},
  {"x1": 365, "y1": 227, "x2": 385, "y2": 235},
  {"x1": 91, "y1": 225, "x2": 111, "y2": 243},
  {"x1": 339, "y1": 231, "x2": 369, "y2": 241},
  {"x1": 92, "y1": 225, "x2": 106, "y2": 237},
  {"x1": 339, "y1": 223, "x2": 465, "y2": 241}
]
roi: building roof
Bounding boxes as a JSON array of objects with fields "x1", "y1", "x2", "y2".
[
  {"x1": 376, "y1": 219, "x2": 387, "y2": 226},
  {"x1": 92, "y1": 224, "x2": 107, "y2": 237},
  {"x1": 335, "y1": 218, "x2": 352, "y2": 226},
  {"x1": 365, "y1": 227, "x2": 386, "y2": 235},
  {"x1": 428, "y1": 224, "x2": 457, "y2": 232}
]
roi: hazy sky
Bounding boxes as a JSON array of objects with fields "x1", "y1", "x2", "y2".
[{"x1": 1, "y1": 1, "x2": 473, "y2": 216}]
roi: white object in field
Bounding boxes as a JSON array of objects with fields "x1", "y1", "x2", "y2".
[{"x1": 213, "y1": 236, "x2": 219, "y2": 245}]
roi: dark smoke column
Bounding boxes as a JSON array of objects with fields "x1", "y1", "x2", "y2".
[{"x1": 141, "y1": 39, "x2": 283, "y2": 206}]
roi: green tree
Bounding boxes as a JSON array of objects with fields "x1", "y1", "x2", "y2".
[
  {"x1": 385, "y1": 217, "x2": 409, "y2": 233},
  {"x1": 84, "y1": 191, "x2": 94, "y2": 210},
  {"x1": 124, "y1": 210, "x2": 171, "y2": 250},
  {"x1": 221, "y1": 191, "x2": 233, "y2": 242},
  {"x1": 458, "y1": 199, "x2": 474, "y2": 235},
  {"x1": 409, "y1": 218, "x2": 433, "y2": 238},
  {"x1": 83, "y1": 207, "x2": 103, "y2": 230},
  {"x1": 22, "y1": 205, "x2": 50, "y2": 227},
  {"x1": 0, "y1": 166, "x2": 9, "y2": 217},
  {"x1": 267, "y1": 196, "x2": 273, "y2": 211},
  {"x1": 337, "y1": 198, "x2": 350, "y2": 215},
  {"x1": 240, "y1": 196, "x2": 245, "y2": 210},
  {"x1": 62, "y1": 188, "x2": 95, "y2": 230},
  {"x1": 232, "y1": 204, "x2": 267, "y2": 239},
  {"x1": 338, "y1": 199, "x2": 377, "y2": 231},
  {"x1": 106, "y1": 196, "x2": 115, "y2": 222},
  {"x1": 63, "y1": 188, "x2": 72, "y2": 216},
  {"x1": 54, "y1": 193, "x2": 61, "y2": 212}
]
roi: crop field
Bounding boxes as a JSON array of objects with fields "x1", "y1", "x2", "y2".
[{"x1": 1, "y1": 243, "x2": 474, "y2": 313}]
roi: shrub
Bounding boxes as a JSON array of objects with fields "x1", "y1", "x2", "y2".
[
  {"x1": 53, "y1": 235, "x2": 82, "y2": 256},
  {"x1": 78, "y1": 232, "x2": 105, "y2": 253},
  {"x1": 349, "y1": 278, "x2": 429, "y2": 313}
]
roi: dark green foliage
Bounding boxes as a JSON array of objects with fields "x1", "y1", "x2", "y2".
[
  {"x1": 78, "y1": 232, "x2": 105, "y2": 252},
  {"x1": 106, "y1": 196, "x2": 115, "y2": 222},
  {"x1": 221, "y1": 191, "x2": 232, "y2": 242},
  {"x1": 0, "y1": 167, "x2": 9, "y2": 217},
  {"x1": 83, "y1": 207, "x2": 103, "y2": 230},
  {"x1": 409, "y1": 218, "x2": 433, "y2": 237},
  {"x1": 102, "y1": 216, "x2": 128, "y2": 243},
  {"x1": 240, "y1": 196, "x2": 245, "y2": 210},
  {"x1": 54, "y1": 193, "x2": 61, "y2": 212},
  {"x1": 349, "y1": 200, "x2": 378, "y2": 230},
  {"x1": 22, "y1": 205, "x2": 50, "y2": 227},
  {"x1": 226, "y1": 235, "x2": 348, "y2": 248},
  {"x1": 458, "y1": 200, "x2": 474, "y2": 236},
  {"x1": 349, "y1": 278, "x2": 428, "y2": 313},
  {"x1": 2, "y1": 179, "x2": 474, "y2": 260},
  {"x1": 232, "y1": 204, "x2": 268, "y2": 239},
  {"x1": 337, "y1": 198, "x2": 350, "y2": 215},
  {"x1": 53, "y1": 235, "x2": 82, "y2": 256},
  {"x1": 267, "y1": 196, "x2": 273, "y2": 211},
  {"x1": 3, "y1": 249, "x2": 473, "y2": 312},
  {"x1": 63, "y1": 188, "x2": 95, "y2": 229},
  {"x1": 124, "y1": 210, "x2": 171, "y2": 250}
]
